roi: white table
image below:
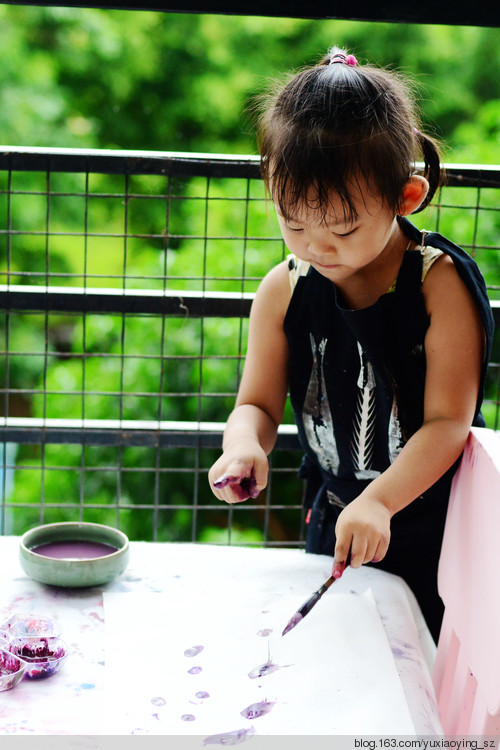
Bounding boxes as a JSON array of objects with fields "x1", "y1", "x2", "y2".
[{"x1": 0, "y1": 537, "x2": 442, "y2": 738}]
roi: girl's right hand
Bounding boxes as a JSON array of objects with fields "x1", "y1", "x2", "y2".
[{"x1": 208, "y1": 442, "x2": 269, "y2": 503}]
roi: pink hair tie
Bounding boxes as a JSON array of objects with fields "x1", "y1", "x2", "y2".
[{"x1": 330, "y1": 52, "x2": 358, "y2": 67}]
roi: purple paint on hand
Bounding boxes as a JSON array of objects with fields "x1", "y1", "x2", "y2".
[
  {"x1": 213, "y1": 470, "x2": 259, "y2": 499},
  {"x1": 213, "y1": 473, "x2": 237, "y2": 489}
]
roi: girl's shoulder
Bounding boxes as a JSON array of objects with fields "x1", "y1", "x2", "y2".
[{"x1": 252, "y1": 259, "x2": 293, "y2": 319}]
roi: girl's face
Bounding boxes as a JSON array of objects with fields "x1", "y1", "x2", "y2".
[{"x1": 275, "y1": 183, "x2": 401, "y2": 284}]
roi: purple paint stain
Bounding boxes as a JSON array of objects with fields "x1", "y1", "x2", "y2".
[
  {"x1": 248, "y1": 661, "x2": 280, "y2": 679},
  {"x1": 151, "y1": 696, "x2": 166, "y2": 706},
  {"x1": 240, "y1": 699, "x2": 275, "y2": 719},
  {"x1": 31, "y1": 541, "x2": 118, "y2": 560},
  {"x1": 188, "y1": 666, "x2": 203, "y2": 674},
  {"x1": 203, "y1": 727, "x2": 255, "y2": 745},
  {"x1": 184, "y1": 645, "x2": 204, "y2": 657},
  {"x1": 256, "y1": 629, "x2": 272, "y2": 637},
  {"x1": 213, "y1": 471, "x2": 259, "y2": 500},
  {"x1": 181, "y1": 714, "x2": 196, "y2": 722},
  {"x1": 195, "y1": 691, "x2": 210, "y2": 699},
  {"x1": 391, "y1": 646, "x2": 412, "y2": 661}
]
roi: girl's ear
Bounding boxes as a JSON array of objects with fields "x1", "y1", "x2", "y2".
[{"x1": 399, "y1": 175, "x2": 429, "y2": 216}]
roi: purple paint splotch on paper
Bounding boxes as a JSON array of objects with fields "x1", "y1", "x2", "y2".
[
  {"x1": 248, "y1": 642, "x2": 291, "y2": 679},
  {"x1": 203, "y1": 726, "x2": 255, "y2": 745},
  {"x1": 195, "y1": 691, "x2": 210, "y2": 699},
  {"x1": 187, "y1": 666, "x2": 203, "y2": 674},
  {"x1": 247, "y1": 661, "x2": 280, "y2": 679},
  {"x1": 256, "y1": 629, "x2": 273, "y2": 637},
  {"x1": 151, "y1": 696, "x2": 166, "y2": 706},
  {"x1": 181, "y1": 714, "x2": 196, "y2": 722},
  {"x1": 240, "y1": 699, "x2": 275, "y2": 719},
  {"x1": 184, "y1": 645, "x2": 204, "y2": 658}
]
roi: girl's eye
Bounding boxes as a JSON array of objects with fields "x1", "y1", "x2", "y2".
[
  {"x1": 333, "y1": 228, "x2": 357, "y2": 238},
  {"x1": 286, "y1": 225, "x2": 303, "y2": 233}
]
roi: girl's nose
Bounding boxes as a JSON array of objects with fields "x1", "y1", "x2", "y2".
[{"x1": 308, "y1": 238, "x2": 337, "y2": 262}]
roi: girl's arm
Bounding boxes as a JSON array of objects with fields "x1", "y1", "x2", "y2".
[
  {"x1": 208, "y1": 260, "x2": 291, "y2": 503},
  {"x1": 333, "y1": 254, "x2": 486, "y2": 572}
]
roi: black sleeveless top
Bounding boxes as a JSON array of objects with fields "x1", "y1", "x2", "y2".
[{"x1": 283, "y1": 217, "x2": 495, "y2": 511}]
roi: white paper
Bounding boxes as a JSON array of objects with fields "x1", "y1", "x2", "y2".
[{"x1": 103, "y1": 586, "x2": 416, "y2": 737}]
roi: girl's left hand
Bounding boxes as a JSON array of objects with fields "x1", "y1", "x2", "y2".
[{"x1": 333, "y1": 495, "x2": 392, "y2": 575}]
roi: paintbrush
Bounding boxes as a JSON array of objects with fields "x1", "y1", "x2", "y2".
[{"x1": 281, "y1": 560, "x2": 350, "y2": 637}]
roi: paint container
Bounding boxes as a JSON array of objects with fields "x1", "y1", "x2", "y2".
[
  {"x1": 8, "y1": 635, "x2": 69, "y2": 679},
  {"x1": 5, "y1": 612, "x2": 61, "y2": 638},
  {"x1": 0, "y1": 647, "x2": 27, "y2": 691},
  {"x1": 19, "y1": 521, "x2": 129, "y2": 587}
]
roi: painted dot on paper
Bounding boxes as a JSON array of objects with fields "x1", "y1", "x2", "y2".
[
  {"x1": 151, "y1": 696, "x2": 166, "y2": 706},
  {"x1": 240, "y1": 699, "x2": 275, "y2": 719}
]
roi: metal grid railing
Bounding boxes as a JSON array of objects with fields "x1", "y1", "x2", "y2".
[{"x1": 0, "y1": 147, "x2": 499, "y2": 546}]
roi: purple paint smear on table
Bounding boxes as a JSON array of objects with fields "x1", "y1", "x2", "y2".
[
  {"x1": 31, "y1": 541, "x2": 118, "y2": 560},
  {"x1": 203, "y1": 726, "x2": 255, "y2": 745},
  {"x1": 240, "y1": 699, "x2": 275, "y2": 719}
]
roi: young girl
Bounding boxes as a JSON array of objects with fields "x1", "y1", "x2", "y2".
[{"x1": 208, "y1": 47, "x2": 494, "y2": 643}]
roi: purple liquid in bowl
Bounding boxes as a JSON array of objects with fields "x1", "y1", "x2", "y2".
[{"x1": 31, "y1": 541, "x2": 119, "y2": 560}]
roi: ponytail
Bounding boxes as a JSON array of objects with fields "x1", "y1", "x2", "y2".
[{"x1": 413, "y1": 129, "x2": 444, "y2": 213}]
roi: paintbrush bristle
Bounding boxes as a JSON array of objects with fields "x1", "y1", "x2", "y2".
[{"x1": 281, "y1": 611, "x2": 303, "y2": 637}]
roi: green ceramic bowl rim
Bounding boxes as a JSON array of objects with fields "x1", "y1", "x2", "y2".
[{"x1": 20, "y1": 521, "x2": 129, "y2": 563}]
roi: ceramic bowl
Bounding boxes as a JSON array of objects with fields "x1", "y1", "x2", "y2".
[
  {"x1": 8, "y1": 636, "x2": 69, "y2": 679},
  {"x1": 0, "y1": 647, "x2": 27, "y2": 691},
  {"x1": 4, "y1": 612, "x2": 61, "y2": 637},
  {"x1": 19, "y1": 521, "x2": 130, "y2": 587}
]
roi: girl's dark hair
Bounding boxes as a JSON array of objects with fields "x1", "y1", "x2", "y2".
[{"x1": 257, "y1": 47, "x2": 443, "y2": 223}]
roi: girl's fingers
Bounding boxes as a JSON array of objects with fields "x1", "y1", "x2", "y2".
[
  {"x1": 212, "y1": 469, "x2": 261, "y2": 503},
  {"x1": 371, "y1": 537, "x2": 390, "y2": 564},
  {"x1": 349, "y1": 538, "x2": 368, "y2": 569},
  {"x1": 334, "y1": 535, "x2": 354, "y2": 573}
]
